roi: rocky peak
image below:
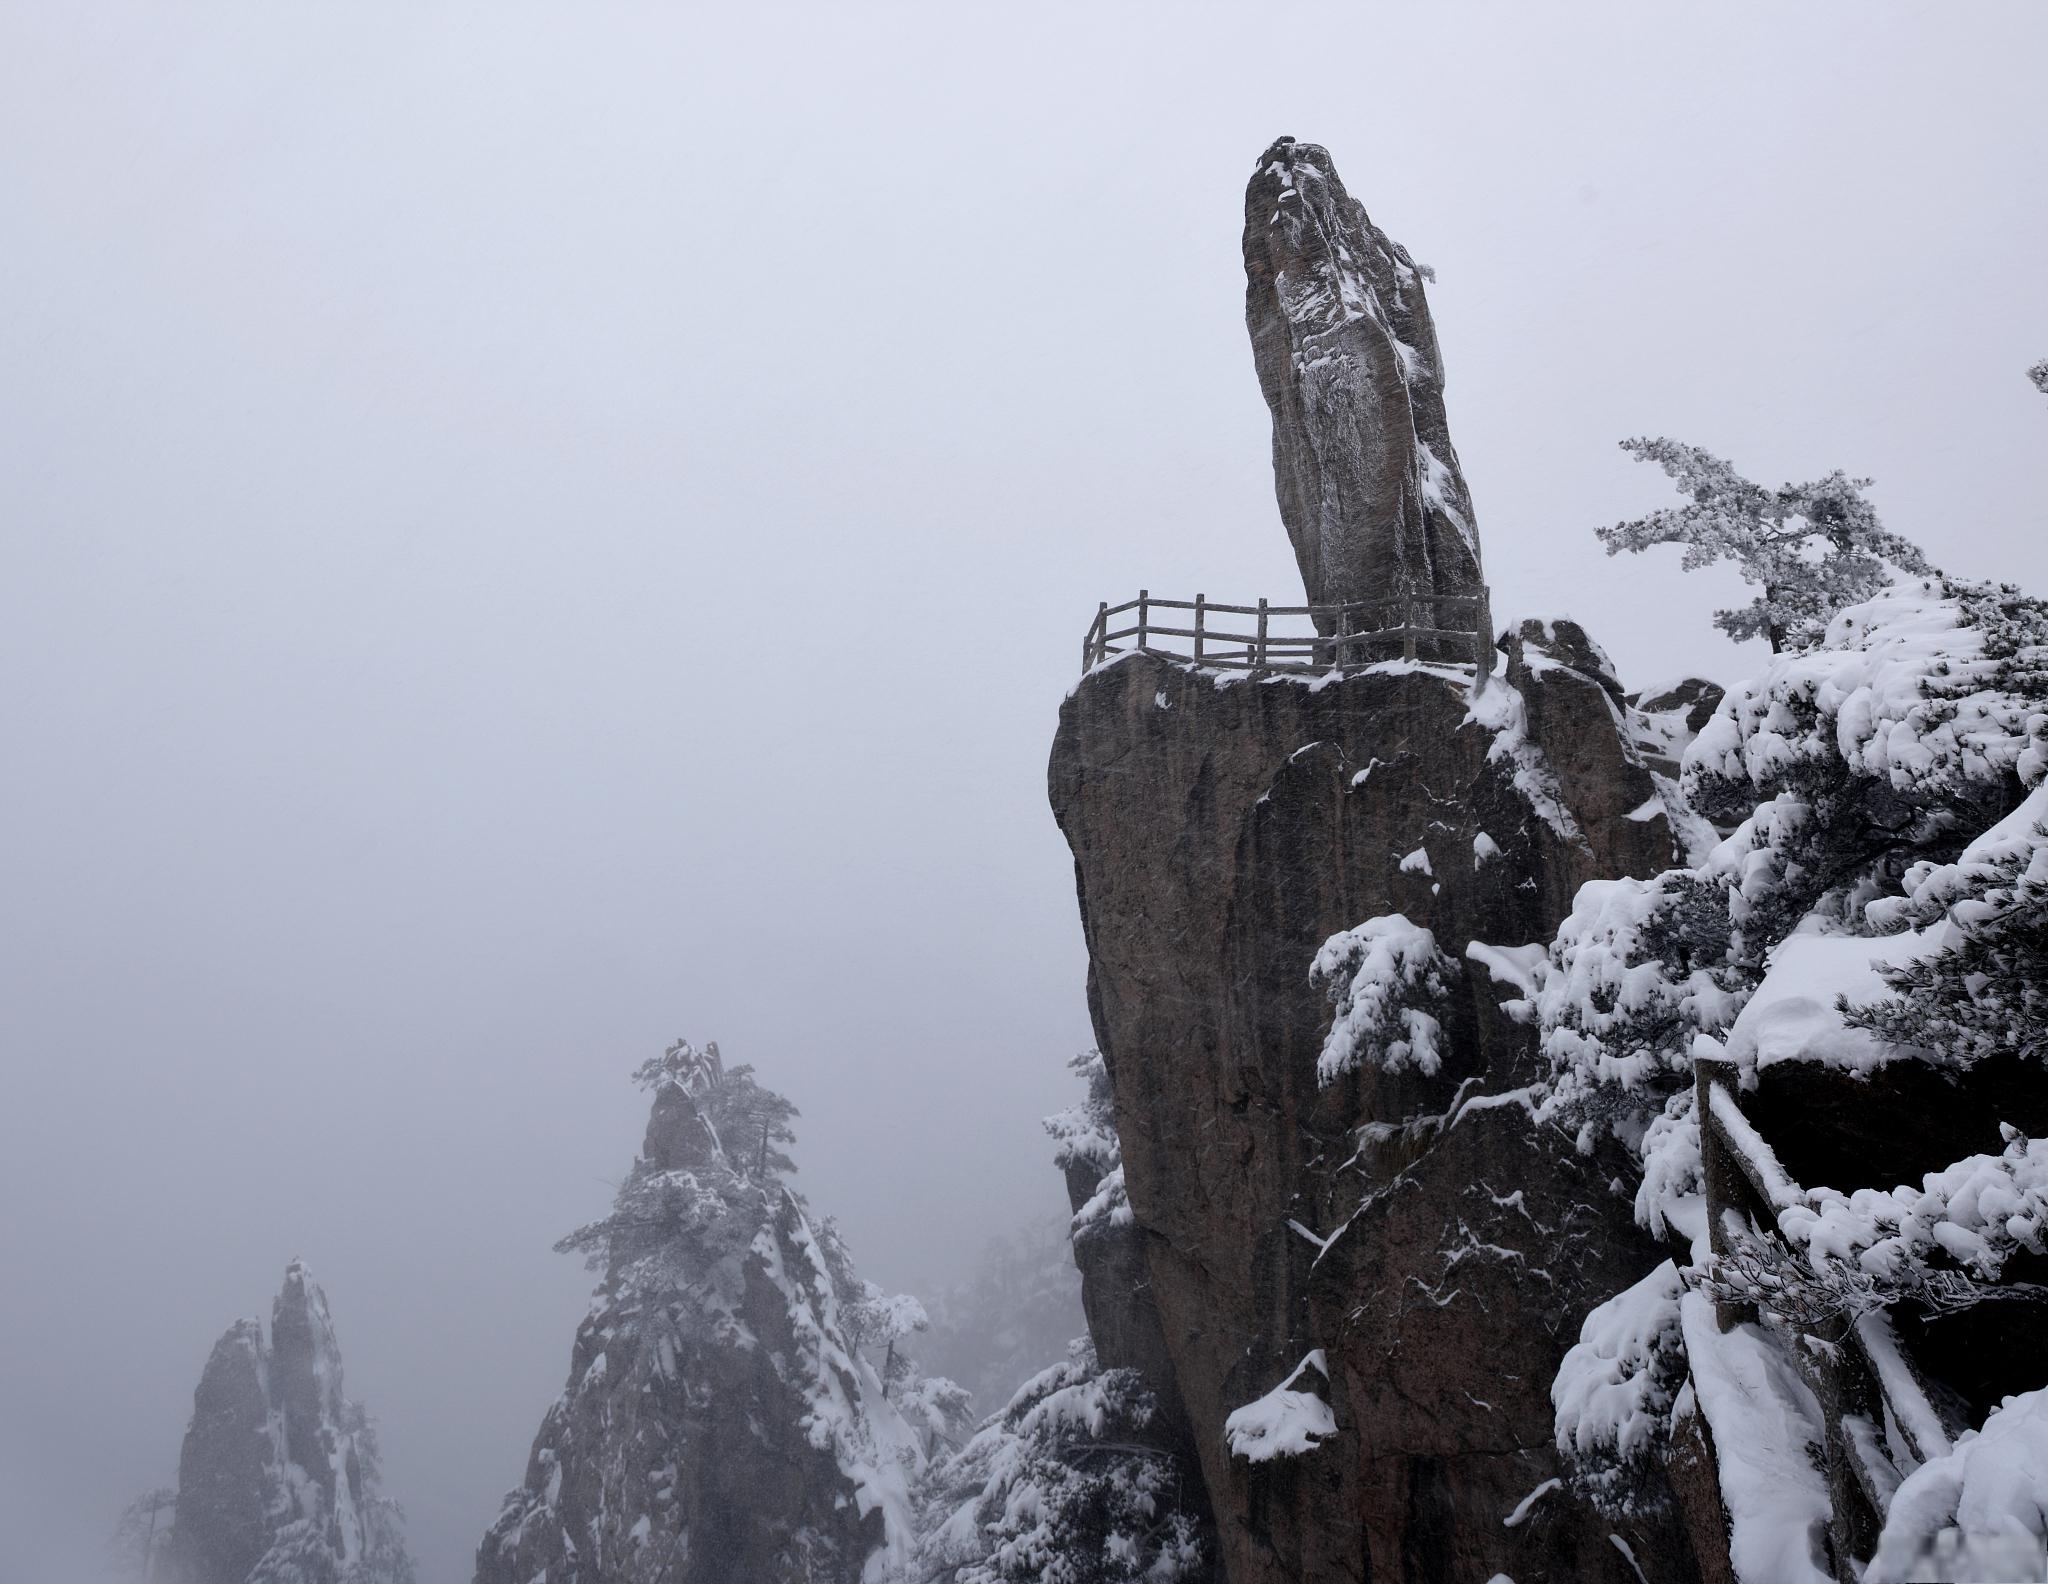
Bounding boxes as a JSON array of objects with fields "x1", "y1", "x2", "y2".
[
  {"x1": 476, "y1": 1045, "x2": 925, "y2": 1584},
  {"x1": 1244, "y1": 137, "x2": 1482, "y2": 614},
  {"x1": 161, "y1": 1262, "x2": 413, "y2": 1584},
  {"x1": 268, "y1": 1260, "x2": 350, "y2": 1508},
  {"x1": 1047, "y1": 138, "x2": 1704, "y2": 1582}
]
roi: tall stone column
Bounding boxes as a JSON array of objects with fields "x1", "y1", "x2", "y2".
[{"x1": 1244, "y1": 138, "x2": 1484, "y2": 628}]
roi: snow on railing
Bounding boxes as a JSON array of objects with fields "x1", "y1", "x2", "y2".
[
  {"x1": 1079, "y1": 583, "x2": 1496, "y2": 678},
  {"x1": 1694, "y1": 1056, "x2": 1963, "y2": 1575}
]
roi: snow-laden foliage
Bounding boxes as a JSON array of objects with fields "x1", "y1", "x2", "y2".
[
  {"x1": 1551, "y1": 1260, "x2": 1687, "y2": 1517},
  {"x1": 2030, "y1": 360, "x2": 2048, "y2": 399},
  {"x1": 1868, "y1": 1388, "x2": 2048, "y2": 1583},
  {"x1": 911, "y1": 1343, "x2": 1204, "y2": 1584},
  {"x1": 1529, "y1": 579, "x2": 2048, "y2": 1176},
  {"x1": 483, "y1": 1041, "x2": 954, "y2": 1584},
  {"x1": 1046, "y1": 1051, "x2": 1131, "y2": 1245},
  {"x1": 1849, "y1": 778, "x2": 2048, "y2": 1069},
  {"x1": 844, "y1": 1288, "x2": 935, "y2": 1399},
  {"x1": 1224, "y1": 1351, "x2": 1338, "y2": 1462},
  {"x1": 1684, "y1": 578, "x2": 2048, "y2": 828},
  {"x1": 1734, "y1": 1125, "x2": 2048, "y2": 1311},
  {"x1": 901, "y1": 1054, "x2": 1205, "y2": 1582},
  {"x1": 1596, "y1": 438, "x2": 1934, "y2": 651},
  {"x1": 1524, "y1": 577, "x2": 2048, "y2": 1565},
  {"x1": 554, "y1": 1040, "x2": 803, "y2": 1291},
  {"x1": 1529, "y1": 872, "x2": 1746, "y2": 1154},
  {"x1": 1310, "y1": 913, "x2": 1457, "y2": 1082}
]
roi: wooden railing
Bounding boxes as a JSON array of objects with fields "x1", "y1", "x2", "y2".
[
  {"x1": 1695, "y1": 1058, "x2": 1959, "y2": 1579},
  {"x1": 1080, "y1": 583, "x2": 1496, "y2": 679}
]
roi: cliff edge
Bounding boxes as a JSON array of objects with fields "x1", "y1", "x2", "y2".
[{"x1": 1050, "y1": 629, "x2": 1702, "y2": 1581}]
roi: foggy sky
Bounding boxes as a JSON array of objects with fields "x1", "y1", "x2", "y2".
[{"x1": 3, "y1": 4, "x2": 2044, "y2": 1579}]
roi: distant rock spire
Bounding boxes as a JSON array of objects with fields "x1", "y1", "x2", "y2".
[
  {"x1": 1243, "y1": 137, "x2": 1483, "y2": 616},
  {"x1": 160, "y1": 1261, "x2": 414, "y2": 1584}
]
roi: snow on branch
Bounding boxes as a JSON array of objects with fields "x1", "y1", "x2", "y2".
[
  {"x1": 1596, "y1": 437, "x2": 1933, "y2": 653},
  {"x1": 1552, "y1": 1260, "x2": 1687, "y2": 1518},
  {"x1": 1224, "y1": 1351, "x2": 1338, "y2": 1462},
  {"x1": 1311, "y1": 914, "x2": 1457, "y2": 1084}
]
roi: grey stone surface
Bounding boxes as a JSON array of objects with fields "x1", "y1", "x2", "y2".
[
  {"x1": 1244, "y1": 138, "x2": 1484, "y2": 620},
  {"x1": 1049, "y1": 652, "x2": 1695, "y2": 1582},
  {"x1": 162, "y1": 1263, "x2": 412, "y2": 1584}
]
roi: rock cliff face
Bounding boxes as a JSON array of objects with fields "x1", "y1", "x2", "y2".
[
  {"x1": 1050, "y1": 632, "x2": 1701, "y2": 1581},
  {"x1": 161, "y1": 1262, "x2": 413, "y2": 1584},
  {"x1": 1244, "y1": 139, "x2": 1482, "y2": 616}
]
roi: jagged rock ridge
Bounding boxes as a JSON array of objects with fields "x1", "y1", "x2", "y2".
[
  {"x1": 1244, "y1": 137, "x2": 1483, "y2": 616},
  {"x1": 160, "y1": 1261, "x2": 414, "y2": 1584}
]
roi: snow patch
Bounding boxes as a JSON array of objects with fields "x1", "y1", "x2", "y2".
[
  {"x1": 1677, "y1": 1290, "x2": 1832, "y2": 1584},
  {"x1": 1225, "y1": 1352, "x2": 1337, "y2": 1462}
]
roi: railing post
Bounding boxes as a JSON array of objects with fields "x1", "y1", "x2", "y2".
[
  {"x1": 1256, "y1": 598, "x2": 1269, "y2": 673},
  {"x1": 1696, "y1": 1057, "x2": 1756, "y2": 1332},
  {"x1": 1137, "y1": 589, "x2": 1150, "y2": 654},
  {"x1": 1193, "y1": 593, "x2": 1206, "y2": 664},
  {"x1": 1475, "y1": 588, "x2": 1494, "y2": 680},
  {"x1": 1402, "y1": 578, "x2": 1420, "y2": 663},
  {"x1": 1092, "y1": 601, "x2": 1108, "y2": 670}
]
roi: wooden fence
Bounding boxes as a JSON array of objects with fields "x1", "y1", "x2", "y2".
[
  {"x1": 1080, "y1": 583, "x2": 1496, "y2": 678},
  {"x1": 1695, "y1": 1058, "x2": 1959, "y2": 1579}
]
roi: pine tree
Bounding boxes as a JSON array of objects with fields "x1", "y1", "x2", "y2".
[
  {"x1": 1532, "y1": 573, "x2": 2048, "y2": 1548},
  {"x1": 912, "y1": 1344, "x2": 1204, "y2": 1584},
  {"x1": 1595, "y1": 438, "x2": 1934, "y2": 651},
  {"x1": 485, "y1": 1039, "x2": 951, "y2": 1584},
  {"x1": 108, "y1": 1489, "x2": 176, "y2": 1581}
]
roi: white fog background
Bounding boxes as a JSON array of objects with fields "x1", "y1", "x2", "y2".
[{"x1": 3, "y1": 4, "x2": 2044, "y2": 1578}]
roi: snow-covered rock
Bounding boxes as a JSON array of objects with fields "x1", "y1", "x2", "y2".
[
  {"x1": 1869, "y1": 1388, "x2": 2048, "y2": 1583},
  {"x1": 160, "y1": 1262, "x2": 414, "y2": 1584},
  {"x1": 476, "y1": 1043, "x2": 924, "y2": 1584}
]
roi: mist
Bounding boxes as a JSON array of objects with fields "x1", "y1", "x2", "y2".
[{"x1": 2, "y1": 3, "x2": 2044, "y2": 1579}]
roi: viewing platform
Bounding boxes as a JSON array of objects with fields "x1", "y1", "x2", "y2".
[{"x1": 1080, "y1": 585, "x2": 1496, "y2": 679}]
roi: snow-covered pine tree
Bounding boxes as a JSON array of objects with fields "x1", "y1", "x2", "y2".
[
  {"x1": 108, "y1": 1488, "x2": 176, "y2": 1580},
  {"x1": 1595, "y1": 439, "x2": 1934, "y2": 651},
  {"x1": 910, "y1": 1342, "x2": 1204, "y2": 1584},
  {"x1": 1529, "y1": 574, "x2": 2048, "y2": 1576},
  {"x1": 903, "y1": 1054, "x2": 1208, "y2": 1583},
  {"x1": 2029, "y1": 359, "x2": 2048, "y2": 398},
  {"x1": 477, "y1": 1039, "x2": 948, "y2": 1584}
]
